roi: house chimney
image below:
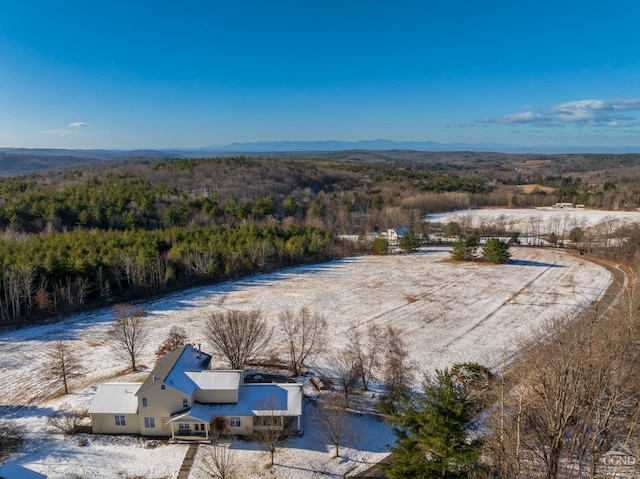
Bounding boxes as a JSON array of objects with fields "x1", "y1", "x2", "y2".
[
  {"x1": 197, "y1": 343, "x2": 201, "y2": 358},
  {"x1": 152, "y1": 375, "x2": 157, "y2": 382}
]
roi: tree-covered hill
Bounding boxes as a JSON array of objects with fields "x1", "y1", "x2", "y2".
[{"x1": 2, "y1": 151, "x2": 640, "y2": 326}]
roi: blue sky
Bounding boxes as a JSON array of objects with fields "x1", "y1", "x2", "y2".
[{"x1": 1, "y1": 1, "x2": 639, "y2": 150}]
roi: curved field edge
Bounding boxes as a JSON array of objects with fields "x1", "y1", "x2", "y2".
[
  {"x1": 0, "y1": 246, "x2": 610, "y2": 407},
  {"x1": 0, "y1": 247, "x2": 613, "y2": 478}
]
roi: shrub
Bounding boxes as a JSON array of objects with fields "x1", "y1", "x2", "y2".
[{"x1": 47, "y1": 404, "x2": 87, "y2": 435}]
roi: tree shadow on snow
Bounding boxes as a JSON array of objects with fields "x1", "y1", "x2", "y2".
[
  {"x1": 0, "y1": 404, "x2": 56, "y2": 420},
  {"x1": 509, "y1": 259, "x2": 566, "y2": 268},
  {"x1": 144, "y1": 257, "x2": 362, "y2": 318}
]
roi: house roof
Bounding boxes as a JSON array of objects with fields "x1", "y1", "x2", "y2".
[
  {"x1": 184, "y1": 370, "x2": 241, "y2": 391},
  {"x1": 137, "y1": 344, "x2": 211, "y2": 396},
  {"x1": 170, "y1": 383, "x2": 303, "y2": 422},
  {"x1": 0, "y1": 461, "x2": 47, "y2": 479},
  {"x1": 88, "y1": 382, "x2": 141, "y2": 414}
]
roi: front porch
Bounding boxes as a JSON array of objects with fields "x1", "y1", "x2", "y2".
[
  {"x1": 171, "y1": 432, "x2": 209, "y2": 443},
  {"x1": 168, "y1": 411, "x2": 211, "y2": 442}
]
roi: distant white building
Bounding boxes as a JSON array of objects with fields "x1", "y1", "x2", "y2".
[
  {"x1": 381, "y1": 226, "x2": 410, "y2": 245},
  {"x1": 89, "y1": 345, "x2": 303, "y2": 441}
]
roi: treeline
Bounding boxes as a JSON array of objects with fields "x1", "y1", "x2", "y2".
[
  {"x1": 0, "y1": 224, "x2": 335, "y2": 325},
  {"x1": 482, "y1": 276, "x2": 640, "y2": 478},
  {"x1": 0, "y1": 158, "x2": 495, "y2": 236},
  {"x1": 3, "y1": 153, "x2": 640, "y2": 326},
  {"x1": 0, "y1": 156, "x2": 502, "y2": 326}
]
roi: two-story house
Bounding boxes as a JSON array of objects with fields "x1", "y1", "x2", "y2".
[{"x1": 88, "y1": 344, "x2": 303, "y2": 441}]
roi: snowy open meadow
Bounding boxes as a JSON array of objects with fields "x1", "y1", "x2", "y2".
[
  {"x1": 0, "y1": 244, "x2": 613, "y2": 478},
  {"x1": 427, "y1": 206, "x2": 640, "y2": 235}
]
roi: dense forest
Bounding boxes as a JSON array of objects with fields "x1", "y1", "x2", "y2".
[
  {"x1": 1, "y1": 152, "x2": 640, "y2": 326},
  {"x1": 3, "y1": 151, "x2": 640, "y2": 478}
]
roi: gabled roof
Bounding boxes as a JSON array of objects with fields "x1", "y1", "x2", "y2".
[
  {"x1": 393, "y1": 226, "x2": 410, "y2": 236},
  {"x1": 0, "y1": 461, "x2": 47, "y2": 479},
  {"x1": 137, "y1": 344, "x2": 211, "y2": 396},
  {"x1": 170, "y1": 383, "x2": 303, "y2": 422},
  {"x1": 184, "y1": 370, "x2": 241, "y2": 391},
  {"x1": 88, "y1": 382, "x2": 140, "y2": 414}
]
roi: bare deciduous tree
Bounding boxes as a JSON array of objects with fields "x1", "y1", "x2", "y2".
[
  {"x1": 484, "y1": 362, "x2": 532, "y2": 479},
  {"x1": 252, "y1": 394, "x2": 293, "y2": 467},
  {"x1": 329, "y1": 348, "x2": 359, "y2": 409},
  {"x1": 484, "y1": 294, "x2": 640, "y2": 479},
  {"x1": 0, "y1": 419, "x2": 24, "y2": 460},
  {"x1": 45, "y1": 339, "x2": 85, "y2": 394},
  {"x1": 204, "y1": 309, "x2": 273, "y2": 369},
  {"x1": 317, "y1": 393, "x2": 357, "y2": 457},
  {"x1": 278, "y1": 307, "x2": 327, "y2": 376},
  {"x1": 351, "y1": 324, "x2": 383, "y2": 391},
  {"x1": 110, "y1": 304, "x2": 148, "y2": 372},
  {"x1": 199, "y1": 441, "x2": 237, "y2": 479},
  {"x1": 381, "y1": 325, "x2": 414, "y2": 406},
  {"x1": 47, "y1": 404, "x2": 87, "y2": 435},
  {"x1": 518, "y1": 317, "x2": 589, "y2": 479},
  {"x1": 155, "y1": 325, "x2": 188, "y2": 363}
]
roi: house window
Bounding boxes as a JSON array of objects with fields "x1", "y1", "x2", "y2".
[
  {"x1": 182, "y1": 398, "x2": 189, "y2": 408},
  {"x1": 178, "y1": 423, "x2": 190, "y2": 431},
  {"x1": 161, "y1": 385, "x2": 166, "y2": 390},
  {"x1": 142, "y1": 397, "x2": 148, "y2": 408},
  {"x1": 144, "y1": 417, "x2": 155, "y2": 428},
  {"x1": 194, "y1": 423, "x2": 204, "y2": 431},
  {"x1": 254, "y1": 415, "x2": 282, "y2": 428},
  {"x1": 114, "y1": 415, "x2": 126, "y2": 426},
  {"x1": 230, "y1": 416, "x2": 241, "y2": 428}
]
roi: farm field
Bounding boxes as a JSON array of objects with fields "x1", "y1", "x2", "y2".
[
  {"x1": 427, "y1": 207, "x2": 640, "y2": 234},
  {"x1": 0, "y1": 246, "x2": 612, "y2": 478}
]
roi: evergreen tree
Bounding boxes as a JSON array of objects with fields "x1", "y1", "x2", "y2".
[
  {"x1": 399, "y1": 230, "x2": 421, "y2": 253},
  {"x1": 386, "y1": 368, "x2": 482, "y2": 479},
  {"x1": 482, "y1": 238, "x2": 511, "y2": 264},
  {"x1": 451, "y1": 234, "x2": 479, "y2": 261},
  {"x1": 371, "y1": 236, "x2": 389, "y2": 255}
]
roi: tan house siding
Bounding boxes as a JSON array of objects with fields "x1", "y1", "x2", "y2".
[
  {"x1": 138, "y1": 384, "x2": 191, "y2": 436},
  {"x1": 90, "y1": 347, "x2": 304, "y2": 442},
  {"x1": 228, "y1": 415, "x2": 252, "y2": 436},
  {"x1": 91, "y1": 413, "x2": 141, "y2": 435},
  {"x1": 193, "y1": 389, "x2": 238, "y2": 404}
]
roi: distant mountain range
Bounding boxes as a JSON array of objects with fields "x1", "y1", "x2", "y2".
[
  {"x1": 2, "y1": 140, "x2": 640, "y2": 176},
  {"x1": 205, "y1": 139, "x2": 640, "y2": 154}
]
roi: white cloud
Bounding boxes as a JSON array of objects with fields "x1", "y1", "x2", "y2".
[
  {"x1": 40, "y1": 128, "x2": 77, "y2": 136},
  {"x1": 501, "y1": 112, "x2": 542, "y2": 123},
  {"x1": 612, "y1": 99, "x2": 640, "y2": 111},
  {"x1": 479, "y1": 98, "x2": 640, "y2": 128},
  {"x1": 548, "y1": 99, "x2": 610, "y2": 122},
  {"x1": 41, "y1": 122, "x2": 91, "y2": 136},
  {"x1": 478, "y1": 111, "x2": 544, "y2": 124}
]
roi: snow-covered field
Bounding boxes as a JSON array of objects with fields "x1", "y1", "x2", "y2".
[
  {"x1": 427, "y1": 207, "x2": 640, "y2": 234},
  {"x1": 0, "y1": 246, "x2": 612, "y2": 478}
]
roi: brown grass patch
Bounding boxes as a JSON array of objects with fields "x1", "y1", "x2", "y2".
[{"x1": 517, "y1": 183, "x2": 556, "y2": 194}]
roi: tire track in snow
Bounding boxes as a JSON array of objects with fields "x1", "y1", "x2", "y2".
[{"x1": 434, "y1": 254, "x2": 562, "y2": 353}]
